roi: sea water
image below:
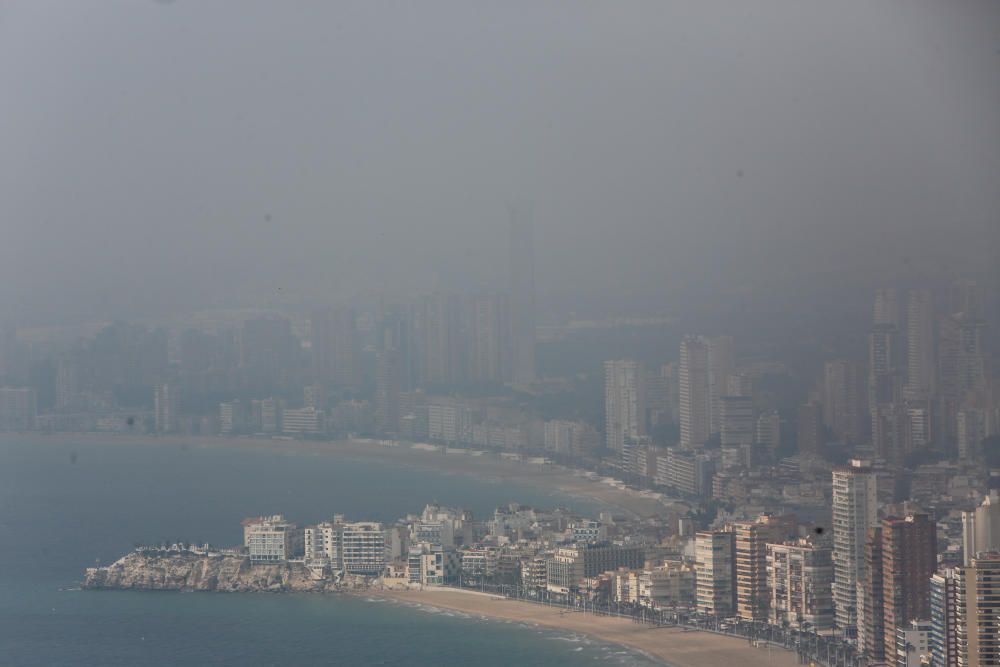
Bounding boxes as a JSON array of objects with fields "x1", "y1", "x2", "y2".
[{"x1": 0, "y1": 439, "x2": 660, "y2": 666}]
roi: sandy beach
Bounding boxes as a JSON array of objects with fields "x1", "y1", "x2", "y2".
[
  {"x1": 6, "y1": 433, "x2": 684, "y2": 519},
  {"x1": 380, "y1": 588, "x2": 801, "y2": 667}
]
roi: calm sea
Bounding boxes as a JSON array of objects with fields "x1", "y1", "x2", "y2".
[{"x1": 0, "y1": 438, "x2": 659, "y2": 666}]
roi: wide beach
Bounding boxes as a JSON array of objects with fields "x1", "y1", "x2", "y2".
[{"x1": 381, "y1": 588, "x2": 801, "y2": 667}]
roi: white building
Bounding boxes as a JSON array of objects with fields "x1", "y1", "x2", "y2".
[
  {"x1": 153, "y1": 383, "x2": 177, "y2": 434},
  {"x1": 962, "y1": 490, "x2": 1000, "y2": 565},
  {"x1": 407, "y1": 543, "x2": 459, "y2": 585},
  {"x1": 895, "y1": 619, "x2": 931, "y2": 667},
  {"x1": 303, "y1": 520, "x2": 343, "y2": 565},
  {"x1": 243, "y1": 515, "x2": 299, "y2": 563},
  {"x1": 695, "y1": 530, "x2": 735, "y2": 616},
  {"x1": 604, "y1": 360, "x2": 645, "y2": 452},
  {"x1": 340, "y1": 522, "x2": 386, "y2": 575},
  {"x1": 282, "y1": 407, "x2": 323, "y2": 434},
  {"x1": 679, "y1": 337, "x2": 711, "y2": 448},
  {"x1": 832, "y1": 460, "x2": 878, "y2": 635}
]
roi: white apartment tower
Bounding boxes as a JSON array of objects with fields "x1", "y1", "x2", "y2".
[
  {"x1": 831, "y1": 460, "x2": 878, "y2": 636},
  {"x1": 680, "y1": 336, "x2": 711, "y2": 448},
  {"x1": 604, "y1": 360, "x2": 645, "y2": 452}
]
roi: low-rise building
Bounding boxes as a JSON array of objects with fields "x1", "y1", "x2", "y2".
[{"x1": 243, "y1": 515, "x2": 300, "y2": 562}]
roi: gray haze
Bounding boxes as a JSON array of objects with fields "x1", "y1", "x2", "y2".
[{"x1": 1, "y1": 0, "x2": 998, "y2": 324}]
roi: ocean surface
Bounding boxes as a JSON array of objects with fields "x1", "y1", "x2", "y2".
[{"x1": 0, "y1": 438, "x2": 660, "y2": 666}]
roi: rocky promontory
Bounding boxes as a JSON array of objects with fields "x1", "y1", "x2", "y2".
[{"x1": 83, "y1": 551, "x2": 340, "y2": 593}]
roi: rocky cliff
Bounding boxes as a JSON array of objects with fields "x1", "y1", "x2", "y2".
[{"x1": 83, "y1": 552, "x2": 340, "y2": 593}]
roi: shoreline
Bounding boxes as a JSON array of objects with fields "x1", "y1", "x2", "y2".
[
  {"x1": 373, "y1": 588, "x2": 801, "y2": 667},
  {"x1": 4, "y1": 432, "x2": 685, "y2": 519}
]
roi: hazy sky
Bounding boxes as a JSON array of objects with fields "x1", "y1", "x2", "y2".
[{"x1": 2, "y1": 1, "x2": 998, "y2": 324}]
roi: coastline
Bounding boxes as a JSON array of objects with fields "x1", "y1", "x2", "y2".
[
  {"x1": 5, "y1": 432, "x2": 684, "y2": 519},
  {"x1": 374, "y1": 588, "x2": 801, "y2": 667}
]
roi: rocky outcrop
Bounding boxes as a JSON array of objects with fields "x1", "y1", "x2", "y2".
[{"x1": 83, "y1": 552, "x2": 340, "y2": 593}]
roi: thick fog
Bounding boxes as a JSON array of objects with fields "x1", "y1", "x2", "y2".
[{"x1": 1, "y1": 1, "x2": 998, "y2": 324}]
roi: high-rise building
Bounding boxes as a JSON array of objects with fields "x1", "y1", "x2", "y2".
[
  {"x1": 755, "y1": 410, "x2": 781, "y2": 453},
  {"x1": 707, "y1": 336, "x2": 735, "y2": 436},
  {"x1": 508, "y1": 206, "x2": 535, "y2": 388},
  {"x1": 374, "y1": 348, "x2": 402, "y2": 436},
  {"x1": 957, "y1": 408, "x2": 987, "y2": 461},
  {"x1": 861, "y1": 514, "x2": 939, "y2": 662},
  {"x1": 860, "y1": 525, "x2": 885, "y2": 660},
  {"x1": 797, "y1": 401, "x2": 823, "y2": 457},
  {"x1": 604, "y1": 360, "x2": 645, "y2": 452},
  {"x1": 938, "y1": 311, "x2": 991, "y2": 452},
  {"x1": 733, "y1": 514, "x2": 797, "y2": 622},
  {"x1": 645, "y1": 363, "x2": 678, "y2": 428},
  {"x1": 767, "y1": 540, "x2": 834, "y2": 631},
  {"x1": 869, "y1": 323, "x2": 902, "y2": 424},
  {"x1": 832, "y1": 460, "x2": 878, "y2": 635},
  {"x1": 962, "y1": 491, "x2": 1000, "y2": 565},
  {"x1": 720, "y1": 395, "x2": 755, "y2": 449},
  {"x1": 680, "y1": 336, "x2": 711, "y2": 448},
  {"x1": 695, "y1": 530, "x2": 735, "y2": 616},
  {"x1": 153, "y1": 383, "x2": 178, "y2": 434},
  {"x1": 822, "y1": 359, "x2": 866, "y2": 445},
  {"x1": 874, "y1": 288, "x2": 901, "y2": 327},
  {"x1": 930, "y1": 568, "x2": 959, "y2": 667},
  {"x1": 463, "y1": 293, "x2": 512, "y2": 384},
  {"x1": 906, "y1": 289, "x2": 937, "y2": 401},
  {"x1": 310, "y1": 307, "x2": 360, "y2": 389},
  {"x1": 240, "y1": 316, "x2": 299, "y2": 391},
  {"x1": 956, "y1": 553, "x2": 1000, "y2": 666},
  {"x1": 412, "y1": 293, "x2": 464, "y2": 387},
  {"x1": 872, "y1": 402, "x2": 911, "y2": 468}
]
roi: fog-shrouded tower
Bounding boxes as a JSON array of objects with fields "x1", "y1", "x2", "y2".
[{"x1": 509, "y1": 205, "x2": 536, "y2": 388}]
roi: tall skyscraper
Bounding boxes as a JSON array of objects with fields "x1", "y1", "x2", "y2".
[
  {"x1": 463, "y1": 293, "x2": 512, "y2": 384},
  {"x1": 604, "y1": 360, "x2": 645, "y2": 452},
  {"x1": 720, "y1": 395, "x2": 755, "y2": 449},
  {"x1": 822, "y1": 359, "x2": 866, "y2": 445},
  {"x1": 956, "y1": 553, "x2": 1000, "y2": 666},
  {"x1": 707, "y1": 336, "x2": 735, "y2": 436},
  {"x1": 374, "y1": 348, "x2": 402, "y2": 436},
  {"x1": 153, "y1": 383, "x2": 178, "y2": 434},
  {"x1": 311, "y1": 307, "x2": 360, "y2": 390},
  {"x1": 832, "y1": 460, "x2": 878, "y2": 635},
  {"x1": 767, "y1": 540, "x2": 835, "y2": 631},
  {"x1": 755, "y1": 410, "x2": 781, "y2": 452},
  {"x1": 938, "y1": 310, "x2": 990, "y2": 451},
  {"x1": 240, "y1": 316, "x2": 300, "y2": 392},
  {"x1": 680, "y1": 336, "x2": 711, "y2": 448},
  {"x1": 412, "y1": 293, "x2": 464, "y2": 386},
  {"x1": 930, "y1": 568, "x2": 959, "y2": 667},
  {"x1": 695, "y1": 530, "x2": 736, "y2": 616},
  {"x1": 962, "y1": 491, "x2": 1000, "y2": 565},
  {"x1": 509, "y1": 205, "x2": 536, "y2": 388},
  {"x1": 871, "y1": 514, "x2": 937, "y2": 662},
  {"x1": 869, "y1": 323, "x2": 902, "y2": 414},
  {"x1": 797, "y1": 401, "x2": 824, "y2": 457},
  {"x1": 874, "y1": 288, "x2": 900, "y2": 327},
  {"x1": 906, "y1": 289, "x2": 937, "y2": 401},
  {"x1": 733, "y1": 514, "x2": 796, "y2": 622}
]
